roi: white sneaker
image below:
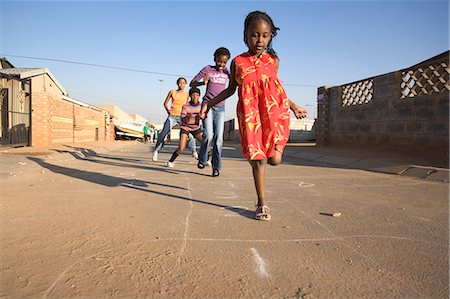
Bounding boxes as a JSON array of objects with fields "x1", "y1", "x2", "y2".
[
  {"x1": 167, "y1": 161, "x2": 174, "y2": 168},
  {"x1": 192, "y1": 151, "x2": 199, "y2": 160},
  {"x1": 152, "y1": 151, "x2": 158, "y2": 161}
]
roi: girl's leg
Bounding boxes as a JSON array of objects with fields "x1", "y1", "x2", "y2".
[
  {"x1": 250, "y1": 159, "x2": 271, "y2": 220},
  {"x1": 268, "y1": 149, "x2": 283, "y2": 166},
  {"x1": 211, "y1": 106, "x2": 225, "y2": 170},
  {"x1": 154, "y1": 117, "x2": 172, "y2": 153},
  {"x1": 177, "y1": 133, "x2": 188, "y2": 154},
  {"x1": 168, "y1": 133, "x2": 188, "y2": 163},
  {"x1": 175, "y1": 116, "x2": 196, "y2": 154},
  {"x1": 187, "y1": 133, "x2": 196, "y2": 153},
  {"x1": 194, "y1": 132, "x2": 203, "y2": 143},
  {"x1": 250, "y1": 159, "x2": 267, "y2": 207},
  {"x1": 198, "y1": 108, "x2": 213, "y2": 168}
]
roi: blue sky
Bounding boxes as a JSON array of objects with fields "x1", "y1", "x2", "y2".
[{"x1": 1, "y1": 1, "x2": 448, "y2": 123}]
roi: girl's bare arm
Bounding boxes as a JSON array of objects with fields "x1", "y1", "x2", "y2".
[
  {"x1": 200, "y1": 60, "x2": 237, "y2": 118},
  {"x1": 163, "y1": 90, "x2": 173, "y2": 114}
]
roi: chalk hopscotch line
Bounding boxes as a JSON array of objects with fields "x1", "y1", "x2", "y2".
[
  {"x1": 43, "y1": 248, "x2": 114, "y2": 299},
  {"x1": 179, "y1": 180, "x2": 194, "y2": 260},
  {"x1": 251, "y1": 248, "x2": 270, "y2": 278},
  {"x1": 214, "y1": 191, "x2": 238, "y2": 199},
  {"x1": 43, "y1": 233, "x2": 443, "y2": 297},
  {"x1": 183, "y1": 235, "x2": 444, "y2": 246},
  {"x1": 298, "y1": 181, "x2": 315, "y2": 188}
]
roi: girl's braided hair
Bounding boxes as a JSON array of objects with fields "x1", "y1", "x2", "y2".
[
  {"x1": 214, "y1": 47, "x2": 231, "y2": 59},
  {"x1": 243, "y1": 11, "x2": 280, "y2": 57}
]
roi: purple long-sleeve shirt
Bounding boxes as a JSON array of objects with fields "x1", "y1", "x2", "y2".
[{"x1": 191, "y1": 65, "x2": 230, "y2": 107}]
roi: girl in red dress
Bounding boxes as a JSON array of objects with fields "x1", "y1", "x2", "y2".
[{"x1": 200, "y1": 11, "x2": 307, "y2": 221}]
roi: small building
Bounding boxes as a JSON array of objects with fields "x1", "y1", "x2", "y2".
[
  {"x1": 129, "y1": 113, "x2": 147, "y2": 123},
  {"x1": 98, "y1": 105, "x2": 134, "y2": 127},
  {"x1": 0, "y1": 57, "x2": 113, "y2": 147}
]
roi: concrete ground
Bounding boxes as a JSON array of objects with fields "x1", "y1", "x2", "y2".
[{"x1": 0, "y1": 140, "x2": 448, "y2": 298}]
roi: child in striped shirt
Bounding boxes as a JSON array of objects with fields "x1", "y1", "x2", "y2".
[{"x1": 167, "y1": 88, "x2": 204, "y2": 168}]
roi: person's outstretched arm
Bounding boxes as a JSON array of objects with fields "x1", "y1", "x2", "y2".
[
  {"x1": 190, "y1": 67, "x2": 208, "y2": 88},
  {"x1": 289, "y1": 100, "x2": 308, "y2": 119},
  {"x1": 200, "y1": 60, "x2": 237, "y2": 118}
]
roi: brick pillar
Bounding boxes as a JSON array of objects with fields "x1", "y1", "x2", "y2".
[
  {"x1": 31, "y1": 92, "x2": 51, "y2": 147},
  {"x1": 316, "y1": 86, "x2": 332, "y2": 145}
]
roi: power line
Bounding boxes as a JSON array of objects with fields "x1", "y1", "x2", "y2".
[
  {"x1": 69, "y1": 90, "x2": 147, "y2": 108},
  {"x1": 1, "y1": 53, "x2": 186, "y2": 78},
  {"x1": 1, "y1": 53, "x2": 318, "y2": 88},
  {"x1": 68, "y1": 90, "x2": 161, "y2": 118}
]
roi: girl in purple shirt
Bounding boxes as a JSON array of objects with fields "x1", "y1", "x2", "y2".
[{"x1": 190, "y1": 47, "x2": 231, "y2": 177}]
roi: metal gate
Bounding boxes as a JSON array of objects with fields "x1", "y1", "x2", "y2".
[{"x1": 0, "y1": 75, "x2": 31, "y2": 147}]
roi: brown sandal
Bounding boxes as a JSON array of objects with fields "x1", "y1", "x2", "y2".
[{"x1": 255, "y1": 205, "x2": 271, "y2": 221}]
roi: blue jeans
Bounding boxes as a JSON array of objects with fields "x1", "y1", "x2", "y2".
[
  {"x1": 199, "y1": 105, "x2": 225, "y2": 170},
  {"x1": 154, "y1": 115, "x2": 196, "y2": 152}
]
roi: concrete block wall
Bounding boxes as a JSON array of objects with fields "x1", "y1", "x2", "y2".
[
  {"x1": 316, "y1": 51, "x2": 449, "y2": 158},
  {"x1": 316, "y1": 86, "x2": 331, "y2": 145}
]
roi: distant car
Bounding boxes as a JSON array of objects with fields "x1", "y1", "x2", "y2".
[{"x1": 115, "y1": 120, "x2": 145, "y2": 140}]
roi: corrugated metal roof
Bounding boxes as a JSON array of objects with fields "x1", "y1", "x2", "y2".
[
  {"x1": 0, "y1": 68, "x2": 67, "y2": 95},
  {"x1": 62, "y1": 95, "x2": 103, "y2": 112},
  {"x1": 0, "y1": 68, "x2": 45, "y2": 77},
  {"x1": 0, "y1": 57, "x2": 15, "y2": 69}
]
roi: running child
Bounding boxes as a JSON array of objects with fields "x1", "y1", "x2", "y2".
[
  {"x1": 152, "y1": 77, "x2": 197, "y2": 161},
  {"x1": 167, "y1": 87, "x2": 204, "y2": 168},
  {"x1": 200, "y1": 11, "x2": 308, "y2": 220}
]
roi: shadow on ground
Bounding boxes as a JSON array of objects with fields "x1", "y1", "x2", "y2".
[{"x1": 27, "y1": 155, "x2": 255, "y2": 220}]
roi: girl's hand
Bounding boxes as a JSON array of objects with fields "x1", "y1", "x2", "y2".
[
  {"x1": 199, "y1": 104, "x2": 209, "y2": 119},
  {"x1": 203, "y1": 74, "x2": 210, "y2": 84},
  {"x1": 289, "y1": 101, "x2": 308, "y2": 119}
]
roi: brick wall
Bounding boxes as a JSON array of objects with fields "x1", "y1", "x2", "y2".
[
  {"x1": 73, "y1": 104, "x2": 104, "y2": 143},
  {"x1": 50, "y1": 95, "x2": 75, "y2": 143},
  {"x1": 31, "y1": 74, "x2": 112, "y2": 147},
  {"x1": 31, "y1": 92, "x2": 52, "y2": 147},
  {"x1": 316, "y1": 51, "x2": 449, "y2": 158}
]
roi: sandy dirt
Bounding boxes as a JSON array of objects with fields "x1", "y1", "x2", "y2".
[{"x1": 0, "y1": 141, "x2": 448, "y2": 298}]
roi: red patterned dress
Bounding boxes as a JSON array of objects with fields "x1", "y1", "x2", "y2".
[{"x1": 234, "y1": 51, "x2": 291, "y2": 160}]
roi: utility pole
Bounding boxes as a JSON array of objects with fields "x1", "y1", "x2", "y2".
[{"x1": 158, "y1": 79, "x2": 164, "y2": 126}]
